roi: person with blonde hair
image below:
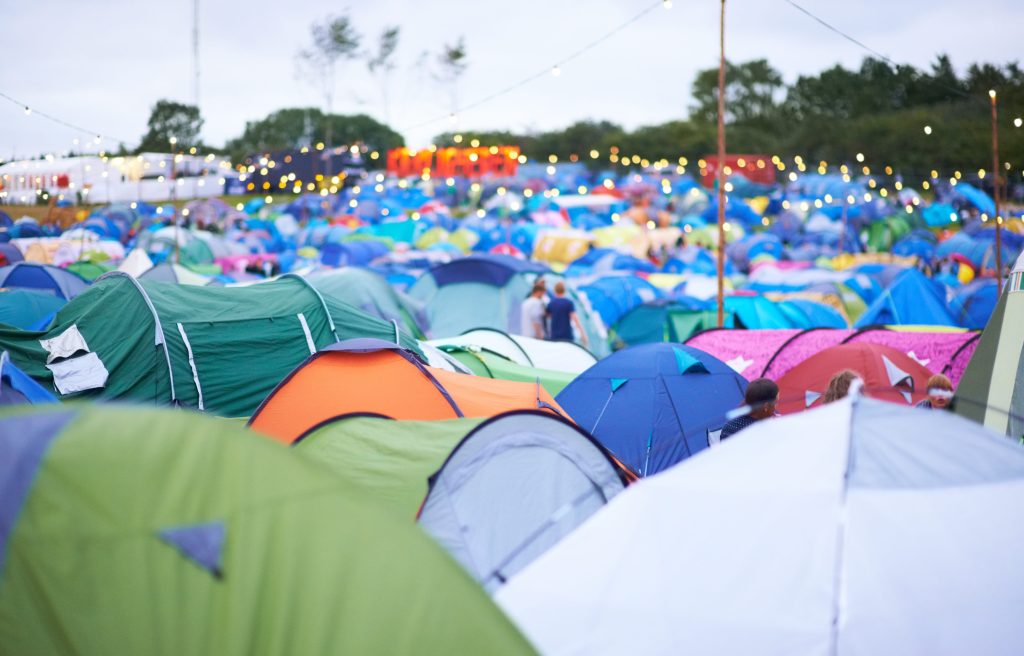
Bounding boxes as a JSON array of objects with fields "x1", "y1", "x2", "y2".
[
  {"x1": 823, "y1": 370, "x2": 862, "y2": 403},
  {"x1": 917, "y1": 373, "x2": 954, "y2": 410}
]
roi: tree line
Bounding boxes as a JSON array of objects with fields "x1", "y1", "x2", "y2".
[{"x1": 132, "y1": 50, "x2": 1024, "y2": 179}]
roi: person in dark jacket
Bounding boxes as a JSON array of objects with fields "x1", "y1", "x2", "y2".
[{"x1": 720, "y1": 378, "x2": 779, "y2": 440}]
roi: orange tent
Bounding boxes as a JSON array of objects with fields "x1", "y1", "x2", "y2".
[{"x1": 249, "y1": 339, "x2": 569, "y2": 444}]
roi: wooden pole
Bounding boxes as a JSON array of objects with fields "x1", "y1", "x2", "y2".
[
  {"x1": 839, "y1": 202, "x2": 848, "y2": 255},
  {"x1": 990, "y1": 90, "x2": 1003, "y2": 279},
  {"x1": 716, "y1": 0, "x2": 727, "y2": 327}
]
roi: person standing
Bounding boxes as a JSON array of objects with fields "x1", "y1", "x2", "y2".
[
  {"x1": 720, "y1": 378, "x2": 779, "y2": 440},
  {"x1": 546, "y1": 282, "x2": 588, "y2": 347},
  {"x1": 520, "y1": 282, "x2": 547, "y2": 339}
]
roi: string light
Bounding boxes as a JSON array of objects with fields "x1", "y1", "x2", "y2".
[
  {"x1": 551, "y1": 65, "x2": 561, "y2": 77},
  {"x1": 923, "y1": 125, "x2": 932, "y2": 135}
]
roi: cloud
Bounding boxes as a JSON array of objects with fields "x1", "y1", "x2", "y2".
[{"x1": 1, "y1": 0, "x2": 1020, "y2": 156}]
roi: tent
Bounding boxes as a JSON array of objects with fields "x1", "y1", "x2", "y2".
[
  {"x1": 0, "y1": 262, "x2": 88, "y2": 300},
  {"x1": 687, "y1": 328, "x2": 981, "y2": 386},
  {"x1": 0, "y1": 273, "x2": 420, "y2": 416},
  {"x1": 419, "y1": 411, "x2": 627, "y2": 592},
  {"x1": 955, "y1": 253, "x2": 1024, "y2": 438},
  {"x1": 776, "y1": 342, "x2": 932, "y2": 414},
  {"x1": 249, "y1": 339, "x2": 568, "y2": 444},
  {"x1": 294, "y1": 415, "x2": 483, "y2": 516},
  {"x1": 556, "y1": 343, "x2": 747, "y2": 475},
  {"x1": 0, "y1": 288, "x2": 65, "y2": 330},
  {"x1": 496, "y1": 395, "x2": 1024, "y2": 656},
  {"x1": 855, "y1": 268, "x2": 958, "y2": 327},
  {"x1": 0, "y1": 350, "x2": 57, "y2": 404},
  {"x1": 576, "y1": 275, "x2": 663, "y2": 328},
  {"x1": 409, "y1": 254, "x2": 549, "y2": 338},
  {"x1": 612, "y1": 299, "x2": 728, "y2": 348},
  {"x1": 0, "y1": 405, "x2": 535, "y2": 655},
  {"x1": 439, "y1": 345, "x2": 575, "y2": 396},
  {"x1": 138, "y1": 262, "x2": 214, "y2": 286},
  {"x1": 117, "y1": 248, "x2": 156, "y2": 277},
  {"x1": 429, "y1": 328, "x2": 597, "y2": 374},
  {"x1": 0, "y1": 243, "x2": 24, "y2": 266},
  {"x1": 948, "y1": 279, "x2": 999, "y2": 330},
  {"x1": 308, "y1": 268, "x2": 428, "y2": 339}
]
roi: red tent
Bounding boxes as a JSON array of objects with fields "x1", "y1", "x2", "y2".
[{"x1": 777, "y1": 342, "x2": 932, "y2": 414}]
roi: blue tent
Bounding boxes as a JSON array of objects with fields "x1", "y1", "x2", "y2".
[
  {"x1": 0, "y1": 243, "x2": 23, "y2": 265},
  {"x1": 700, "y1": 197, "x2": 762, "y2": 227},
  {"x1": 0, "y1": 289, "x2": 66, "y2": 330},
  {"x1": 854, "y1": 268, "x2": 958, "y2": 327},
  {"x1": 555, "y1": 343, "x2": 747, "y2": 476},
  {"x1": 726, "y1": 233, "x2": 784, "y2": 272},
  {"x1": 950, "y1": 183, "x2": 996, "y2": 216},
  {"x1": 0, "y1": 263, "x2": 89, "y2": 300},
  {"x1": 948, "y1": 279, "x2": 999, "y2": 330},
  {"x1": 0, "y1": 351, "x2": 57, "y2": 405},
  {"x1": 577, "y1": 275, "x2": 663, "y2": 328},
  {"x1": 320, "y1": 240, "x2": 390, "y2": 267},
  {"x1": 565, "y1": 249, "x2": 656, "y2": 277},
  {"x1": 776, "y1": 299, "x2": 848, "y2": 328}
]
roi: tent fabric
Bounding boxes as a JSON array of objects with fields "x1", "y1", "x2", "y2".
[
  {"x1": 496, "y1": 395, "x2": 1024, "y2": 656},
  {"x1": 294, "y1": 415, "x2": 483, "y2": 516},
  {"x1": 854, "y1": 269, "x2": 958, "y2": 327},
  {"x1": 0, "y1": 263, "x2": 88, "y2": 300},
  {"x1": 138, "y1": 263, "x2": 213, "y2": 286},
  {"x1": 955, "y1": 253, "x2": 1024, "y2": 438},
  {"x1": 776, "y1": 342, "x2": 932, "y2": 414},
  {"x1": 419, "y1": 411, "x2": 626, "y2": 592},
  {"x1": 441, "y1": 346, "x2": 574, "y2": 396},
  {"x1": 686, "y1": 328, "x2": 980, "y2": 386},
  {"x1": 308, "y1": 268, "x2": 428, "y2": 339},
  {"x1": 0, "y1": 405, "x2": 535, "y2": 655},
  {"x1": 430, "y1": 328, "x2": 597, "y2": 374},
  {"x1": 0, "y1": 274, "x2": 419, "y2": 417},
  {"x1": 249, "y1": 339, "x2": 569, "y2": 445},
  {"x1": 555, "y1": 343, "x2": 747, "y2": 475},
  {"x1": 0, "y1": 288, "x2": 65, "y2": 330},
  {"x1": 0, "y1": 351, "x2": 58, "y2": 405}
]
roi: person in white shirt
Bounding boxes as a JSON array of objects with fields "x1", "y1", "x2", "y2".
[{"x1": 520, "y1": 282, "x2": 547, "y2": 339}]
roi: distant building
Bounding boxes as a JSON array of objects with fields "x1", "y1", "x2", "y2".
[
  {"x1": 235, "y1": 144, "x2": 372, "y2": 196},
  {"x1": 0, "y1": 153, "x2": 236, "y2": 205}
]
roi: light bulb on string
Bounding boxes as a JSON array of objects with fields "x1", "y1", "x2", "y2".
[
  {"x1": 551, "y1": 65, "x2": 561, "y2": 77},
  {"x1": 1015, "y1": 118, "x2": 1022, "y2": 128},
  {"x1": 23, "y1": 106, "x2": 31, "y2": 115},
  {"x1": 663, "y1": 0, "x2": 673, "y2": 8},
  {"x1": 923, "y1": 125, "x2": 932, "y2": 135}
]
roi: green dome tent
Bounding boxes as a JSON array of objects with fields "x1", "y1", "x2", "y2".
[
  {"x1": 0, "y1": 272, "x2": 422, "y2": 417},
  {"x1": 308, "y1": 268, "x2": 428, "y2": 340},
  {"x1": 0, "y1": 405, "x2": 535, "y2": 655},
  {"x1": 294, "y1": 414, "x2": 484, "y2": 516},
  {"x1": 439, "y1": 345, "x2": 575, "y2": 396}
]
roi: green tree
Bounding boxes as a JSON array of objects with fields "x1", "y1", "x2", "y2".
[
  {"x1": 136, "y1": 100, "x2": 203, "y2": 153},
  {"x1": 366, "y1": 26, "x2": 401, "y2": 123},
  {"x1": 296, "y1": 14, "x2": 362, "y2": 159},
  {"x1": 224, "y1": 108, "x2": 403, "y2": 162},
  {"x1": 435, "y1": 38, "x2": 469, "y2": 116},
  {"x1": 691, "y1": 59, "x2": 784, "y2": 124}
]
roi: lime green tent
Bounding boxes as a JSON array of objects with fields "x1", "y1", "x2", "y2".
[
  {"x1": 863, "y1": 216, "x2": 912, "y2": 253},
  {"x1": 440, "y1": 346, "x2": 575, "y2": 396},
  {"x1": 0, "y1": 405, "x2": 536, "y2": 655},
  {"x1": 0, "y1": 272, "x2": 422, "y2": 417},
  {"x1": 65, "y1": 260, "x2": 113, "y2": 281},
  {"x1": 295, "y1": 415, "x2": 484, "y2": 515}
]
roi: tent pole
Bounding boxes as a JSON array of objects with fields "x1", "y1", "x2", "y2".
[
  {"x1": 838, "y1": 203, "x2": 847, "y2": 255},
  {"x1": 715, "y1": 0, "x2": 727, "y2": 328},
  {"x1": 990, "y1": 89, "x2": 1003, "y2": 280}
]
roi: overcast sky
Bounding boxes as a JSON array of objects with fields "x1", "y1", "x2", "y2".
[{"x1": 2, "y1": 0, "x2": 1021, "y2": 158}]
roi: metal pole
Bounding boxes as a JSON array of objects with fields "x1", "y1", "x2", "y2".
[
  {"x1": 990, "y1": 90, "x2": 1003, "y2": 279},
  {"x1": 715, "y1": 0, "x2": 727, "y2": 327}
]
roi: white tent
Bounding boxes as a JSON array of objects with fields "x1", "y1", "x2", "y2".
[
  {"x1": 419, "y1": 411, "x2": 625, "y2": 592},
  {"x1": 117, "y1": 249, "x2": 155, "y2": 277},
  {"x1": 429, "y1": 328, "x2": 596, "y2": 374},
  {"x1": 497, "y1": 395, "x2": 1024, "y2": 656}
]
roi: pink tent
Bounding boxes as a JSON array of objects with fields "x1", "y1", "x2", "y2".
[{"x1": 686, "y1": 328, "x2": 980, "y2": 386}]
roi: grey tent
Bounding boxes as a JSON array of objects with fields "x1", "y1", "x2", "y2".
[{"x1": 418, "y1": 410, "x2": 627, "y2": 592}]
